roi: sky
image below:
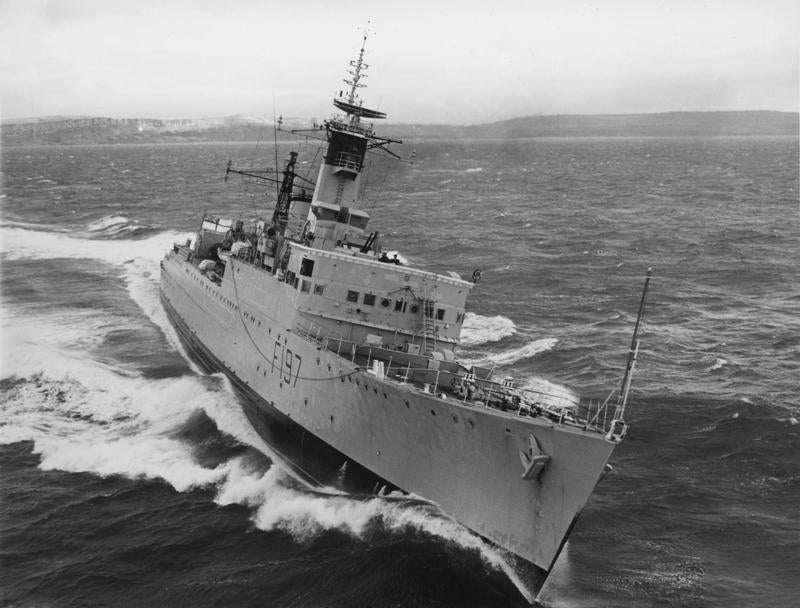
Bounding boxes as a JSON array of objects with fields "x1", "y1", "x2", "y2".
[{"x1": 0, "y1": 0, "x2": 798, "y2": 124}]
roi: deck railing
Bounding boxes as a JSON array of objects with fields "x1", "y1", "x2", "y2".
[{"x1": 294, "y1": 320, "x2": 620, "y2": 436}]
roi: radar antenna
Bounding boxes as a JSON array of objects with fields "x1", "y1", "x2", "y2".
[{"x1": 333, "y1": 35, "x2": 387, "y2": 125}]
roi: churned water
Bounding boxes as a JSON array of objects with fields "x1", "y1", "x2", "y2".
[{"x1": 1, "y1": 135, "x2": 798, "y2": 607}]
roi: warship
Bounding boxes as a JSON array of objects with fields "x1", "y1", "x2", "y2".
[{"x1": 159, "y1": 39, "x2": 650, "y2": 594}]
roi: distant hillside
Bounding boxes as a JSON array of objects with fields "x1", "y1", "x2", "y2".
[{"x1": 2, "y1": 111, "x2": 796, "y2": 146}]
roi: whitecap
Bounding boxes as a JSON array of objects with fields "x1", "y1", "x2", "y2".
[
  {"x1": 214, "y1": 457, "x2": 534, "y2": 603},
  {"x1": 86, "y1": 215, "x2": 130, "y2": 233},
  {"x1": 460, "y1": 313, "x2": 517, "y2": 346},
  {"x1": 518, "y1": 375, "x2": 580, "y2": 407},
  {"x1": 484, "y1": 338, "x2": 558, "y2": 366},
  {"x1": 705, "y1": 357, "x2": 728, "y2": 372}
]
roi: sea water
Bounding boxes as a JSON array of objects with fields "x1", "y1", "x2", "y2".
[{"x1": 1, "y1": 136, "x2": 798, "y2": 607}]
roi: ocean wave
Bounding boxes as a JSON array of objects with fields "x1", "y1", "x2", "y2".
[
  {"x1": 1, "y1": 225, "x2": 189, "y2": 265},
  {"x1": 485, "y1": 338, "x2": 558, "y2": 367},
  {"x1": 460, "y1": 313, "x2": 517, "y2": 346},
  {"x1": 0, "y1": 332, "x2": 532, "y2": 602},
  {"x1": 518, "y1": 376, "x2": 580, "y2": 407},
  {"x1": 84, "y1": 214, "x2": 149, "y2": 238},
  {"x1": 214, "y1": 457, "x2": 533, "y2": 603},
  {"x1": 1, "y1": 225, "x2": 195, "y2": 370},
  {"x1": 0, "y1": 366, "x2": 235, "y2": 492},
  {"x1": 705, "y1": 357, "x2": 729, "y2": 372}
]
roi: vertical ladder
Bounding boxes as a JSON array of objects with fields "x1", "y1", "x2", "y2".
[
  {"x1": 335, "y1": 180, "x2": 345, "y2": 205},
  {"x1": 421, "y1": 298, "x2": 436, "y2": 353}
]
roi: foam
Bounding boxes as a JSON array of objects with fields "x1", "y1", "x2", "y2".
[
  {"x1": 85, "y1": 215, "x2": 133, "y2": 235},
  {"x1": 2, "y1": 224, "x2": 535, "y2": 598},
  {"x1": 0, "y1": 297, "x2": 241, "y2": 492},
  {"x1": 214, "y1": 457, "x2": 534, "y2": 603},
  {"x1": 485, "y1": 337, "x2": 558, "y2": 366},
  {"x1": 0, "y1": 225, "x2": 188, "y2": 266},
  {"x1": 519, "y1": 375, "x2": 580, "y2": 407},
  {"x1": 460, "y1": 312, "x2": 517, "y2": 346},
  {"x1": 705, "y1": 357, "x2": 728, "y2": 372}
]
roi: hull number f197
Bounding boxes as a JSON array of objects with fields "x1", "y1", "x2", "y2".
[{"x1": 272, "y1": 340, "x2": 302, "y2": 387}]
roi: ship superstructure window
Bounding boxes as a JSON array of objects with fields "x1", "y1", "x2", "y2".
[
  {"x1": 300, "y1": 258, "x2": 315, "y2": 277},
  {"x1": 363, "y1": 293, "x2": 376, "y2": 306},
  {"x1": 346, "y1": 290, "x2": 359, "y2": 303},
  {"x1": 348, "y1": 212, "x2": 369, "y2": 231},
  {"x1": 394, "y1": 300, "x2": 407, "y2": 313},
  {"x1": 437, "y1": 308, "x2": 445, "y2": 321},
  {"x1": 301, "y1": 280, "x2": 311, "y2": 293},
  {"x1": 312, "y1": 206, "x2": 338, "y2": 221},
  {"x1": 314, "y1": 284, "x2": 325, "y2": 295}
]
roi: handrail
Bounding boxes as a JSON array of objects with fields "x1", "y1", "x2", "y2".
[
  {"x1": 293, "y1": 320, "x2": 620, "y2": 435},
  {"x1": 334, "y1": 151, "x2": 361, "y2": 171}
]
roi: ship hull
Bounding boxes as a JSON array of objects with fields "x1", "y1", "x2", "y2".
[
  {"x1": 159, "y1": 251, "x2": 617, "y2": 581},
  {"x1": 161, "y1": 291, "x2": 400, "y2": 492}
]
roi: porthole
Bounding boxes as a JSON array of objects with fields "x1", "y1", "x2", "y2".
[
  {"x1": 430, "y1": 409, "x2": 436, "y2": 416},
  {"x1": 404, "y1": 400, "x2": 410, "y2": 408},
  {"x1": 410, "y1": 305, "x2": 419, "y2": 314},
  {"x1": 468, "y1": 419, "x2": 475, "y2": 429},
  {"x1": 381, "y1": 298, "x2": 390, "y2": 307},
  {"x1": 452, "y1": 415, "x2": 458, "y2": 423}
]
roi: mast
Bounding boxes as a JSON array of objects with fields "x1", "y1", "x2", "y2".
[
  {"x1": 272, "y1": 151, "x2": 299, "y2": 232},
  {"x1": 613, "y1": 268, "x2": 652, "y2": 422}
]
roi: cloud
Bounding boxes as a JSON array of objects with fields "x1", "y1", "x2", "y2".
[{"x1": 1, "y1": 0, "x2": 798, "y2": 122}]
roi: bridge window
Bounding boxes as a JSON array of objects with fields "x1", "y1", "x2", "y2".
[
  {"x1": 346, "y1": 290, "x2": 359, "y2": 303},
  {"x1": 349, "y1": 215, "x2": 369, "y2": 231},
  {"x1": 437, "y1": 308, "x2": 445, "y2": 321},
  {"x1": 363, "y1": 293, "x2": 376, "y2": 306},
  {"x1": 300, "y1": 258, "x2": 315, "y2": 277},
  {"x1": 312, "y1": 206, "x2": 338, "y2": 222}
]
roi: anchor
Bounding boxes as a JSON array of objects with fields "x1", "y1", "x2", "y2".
[{"x1": 519, "y1": 433, "x2": 550, "y2": 481}]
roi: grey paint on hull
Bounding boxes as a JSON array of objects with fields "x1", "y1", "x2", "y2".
[{"x1": 160, "y1": 251, "x2": 616, "y2": 573}]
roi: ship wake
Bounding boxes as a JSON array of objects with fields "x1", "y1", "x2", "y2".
[{"x1": 1, "y1": 224, "x2": 535, "y2": 603}]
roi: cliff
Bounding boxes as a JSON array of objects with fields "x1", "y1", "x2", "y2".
[{"x1": 2, "y1": 111, "x2": 797, "y2": 146}]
